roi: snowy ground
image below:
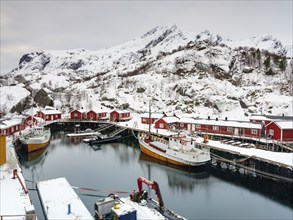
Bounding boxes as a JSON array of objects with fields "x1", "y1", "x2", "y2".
[{"x1": 0, "y1": 138, "x2": 35, "y2": 219}]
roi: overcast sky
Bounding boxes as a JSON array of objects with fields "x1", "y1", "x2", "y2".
[{"x1": 1, "y1": 0, "x2": 292, "y2": 74}]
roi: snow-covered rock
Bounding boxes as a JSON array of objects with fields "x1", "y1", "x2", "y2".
[{"x1": 1, "y1": 25, "x2": 292, "y2": 119}]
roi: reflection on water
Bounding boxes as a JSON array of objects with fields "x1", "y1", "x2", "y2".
[{"x1": 18, "y1": 132, "x2": 293, "y2": 219}]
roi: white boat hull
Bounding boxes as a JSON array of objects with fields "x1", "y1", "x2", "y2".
[{"x1": 138, "y1": 136, "x2": 210, "y2": 167}]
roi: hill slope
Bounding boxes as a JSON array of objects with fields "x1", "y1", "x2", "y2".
[{"x1": 1, "y1": 25, "x2": 292, "y2": 119}]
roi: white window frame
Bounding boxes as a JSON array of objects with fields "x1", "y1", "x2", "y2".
[
  {"x1": 196, "y1": 124, "x2": 201, "y2": 129},
  {"x1": 159, "y1": 123, "x2": 164, "y2": 128},
  {"x1": 269, "y1": 129, "x2": 274, "y2": 135},
  {"x1": 213, "y1": 126, "x2": 219, "y2": 131},
  {"x1": 251, "y1": 129, "x2": 258, "y2": 134},
  {"x1": 227, "y1": 127, "x2": 233, "y2": 132}
]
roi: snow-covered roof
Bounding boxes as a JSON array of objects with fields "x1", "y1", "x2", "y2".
[
  {"x1": 250, "y1": 114, "x2": 293, "y2": 121},
  {"x1": 161, "y1": 116, "x2": 179, "y2": 124},
  {"x1": 275, "y1": 121, "x2": 293, "y2": 130},
  {"x1": 70, "y1": 109, "x2": 88, "y2": 114},
  {"x1": 140, "y1": 113, "x2": 164, "y2": 118},
  {"x1": 113, "y1": 110, "x2": 130, "y2": 114},
  {"x1": 0, "y1": 118, "x2": 23, "y2": 129},
  {"x1": 40, "y1": 109, "x2": 62, "y2": 115},
  {"x1": 89, "y1": 108, "x2": 109, "y2": 114},
  {"x1": 179, "y1": 118, "x2": 262, "y2": 129}
]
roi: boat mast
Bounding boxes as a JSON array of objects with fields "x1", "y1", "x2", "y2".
[{"x1": 148, "y1": 100, "x2": 151, "y2": 136}]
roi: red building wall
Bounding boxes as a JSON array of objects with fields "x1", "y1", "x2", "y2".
[
  {"x1": 24, "y1": 116, "x2": 38, "y2": 127},
  {"x1": 97, "y1": 112, "x2": 107, "y2": 120},
  {"x1": 86, "y1": 111, "x2": 97, "y2": 120},
  {"x1": 70, "y1": 110, "x2": 82, "y2": 120},
  {"x1": 154, "y1": 118, "x2": 168, "y2": 129},
  {"x1": 141, "y1": 117, "x2": 157, "y2": 124},
  {"x1": 283, "y1": 129, "x2": 293, "y2": 141},
  {"x1": 266, "y1": 123, "x2": 281, "y2": 141},
  {"x1": 110, "y1": 111, "x2": 119, "y2": 121}
]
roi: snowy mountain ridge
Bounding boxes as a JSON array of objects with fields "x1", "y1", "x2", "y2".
[{"x1": 1, "y1": 25, "x2": 292, "y2": 120}]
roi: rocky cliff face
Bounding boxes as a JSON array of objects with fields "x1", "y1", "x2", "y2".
[{"x1": 1, "y1": 25, "x2": 292, "y2": 119}]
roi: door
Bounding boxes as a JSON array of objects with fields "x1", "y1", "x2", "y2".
[
  {"x1": 234, "y1": 128, "x2": 239, "y2": 136},
  {"x1": 187, "y1": 124, "x2": 191, "y2": 130}
]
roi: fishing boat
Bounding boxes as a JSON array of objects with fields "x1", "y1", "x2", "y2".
[
  {"x1": 88, "y1": 135, "x2": 121, "y2": 146},
  {"x1": 18, "y1": 125, "x2": 51, "y2": 153},
  {"x1": 94, "y1": 177, "x2": 186, "y2": 220},
  {"x1": 138, "y1": 133, "x2": 211, "y2": 167}
]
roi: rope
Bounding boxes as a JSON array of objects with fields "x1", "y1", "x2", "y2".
[{"x1": 132, "y1": 129, "x2": 139, "y2": 139}]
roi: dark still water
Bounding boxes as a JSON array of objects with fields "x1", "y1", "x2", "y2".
[{"x1": 18, "y1": 132, "x2": 293, "y2": 220}]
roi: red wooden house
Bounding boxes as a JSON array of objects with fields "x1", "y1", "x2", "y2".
[
  {"x1": 154, "y1": 116, "x2": 179, "y2": 130},
  {"x1": 70, "y1": 109, "x2": 87, "y2": 120},
  {"x1": 23, "y1": 115, "x2": 38, "y2": 128},
  {"x1": 97, "y1": 111, "x2": 108, "y2": 121},
  {"x1": 86, "y1": 110, "x2": 98, "y2": 120},
  {"x1": 265, "y1": 121, "x2": 293, "y2": 142},
  {"x1": 141, "y1": 113, "x2": 164, "y2": 124},
  {"x1": 110, "y1": 110, "x2": 131, "y2": 122},
  {"x1": 36, "y1": 107, "x2": 62, "y2": 121},
  {"x1": 0, "y1": 117, "x2": 22, "y2": 136},
  {"x1": 179, "y1": 118, "x2": 262, "y2": 139}
]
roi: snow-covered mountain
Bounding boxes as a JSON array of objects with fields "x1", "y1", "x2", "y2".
[{"x1": 1, "y1": 25, "x2": 292, "y2": 120}]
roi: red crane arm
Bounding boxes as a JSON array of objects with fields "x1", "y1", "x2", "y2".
[{"x1": 137, "y1": 177, "x2": 164, "y2": 208}]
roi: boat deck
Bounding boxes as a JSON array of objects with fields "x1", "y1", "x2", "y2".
[{"x1": 36, "y1": 177, "x2": 94, "y2": 220}]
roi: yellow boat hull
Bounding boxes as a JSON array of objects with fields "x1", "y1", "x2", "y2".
[
  {"x1": 25, "y1": 141, "x2": 50, "y2": 153},
  {"x1": 139, "y1": 143, "x2": 188, "y2": 167}
]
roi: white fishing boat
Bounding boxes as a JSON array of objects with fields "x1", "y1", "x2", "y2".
[
  {"x1": 138, "y1": 133, "x2": 211, "y2": 167},
  {"x1": 19, "y1": 126, "x2": 51, "y2": 153}
]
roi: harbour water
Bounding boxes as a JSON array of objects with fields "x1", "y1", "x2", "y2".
[{"x1": 18, "y1": 132, "x2": 293, "y2": 219}]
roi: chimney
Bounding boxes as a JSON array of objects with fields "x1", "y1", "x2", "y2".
[
  {"x1": 225, "y1": 117, "x2": 228, "y2": 121},
  {"x1": 208, "y1": 116, "x2": 210, "y2": 120},
  {"x1": 216, "y1": 118, "x2": 218, "y2": 121}
]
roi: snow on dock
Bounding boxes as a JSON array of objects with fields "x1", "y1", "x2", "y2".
[
  {"x1": 66, "y1": 132, "x2": 98, "y2": 137},
  {"x1": 37, "y1": 177, "x2": 94, "y2": 220},
  {"x1": 196, "y1": 138, "x2": 293, "y2": 167},
  {"x1": 0, "y1": 136, "x2": 36, "y2": 220}
]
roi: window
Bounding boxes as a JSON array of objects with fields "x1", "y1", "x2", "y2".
[
  {"x1": 213, "y1": 126, "x2": 219, "y2": 131},
  {"x1": 251, "y1": 129, "x2": 258, "y2": 134},
  {"x1": 196, "y1": 124, "x2": 201, "y2": 129},
  {"x1": 46, "y1": 115, "x2": 49, "y2": 119},
  {"x1": 180, "y1": 123, "x2": 184, "y2": 127},
  {"x1": 227, "y1": 127, "x2": 233, "y2": 132},
  {"x1": 74, "y1": 113, "x2": 78, "y2": 117},
  {"x1": 11, "y1": 127, "x2": 14, "y2": 132},
  {"x1": 142, "y1": 118, "x2": 146, "y2": 122},
  {"x1": 269, "y1": 129, "x2": 274, "y2": 135},
  {"x1": 159, "y1": 123, "x2": 164, "y2": 128}
]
